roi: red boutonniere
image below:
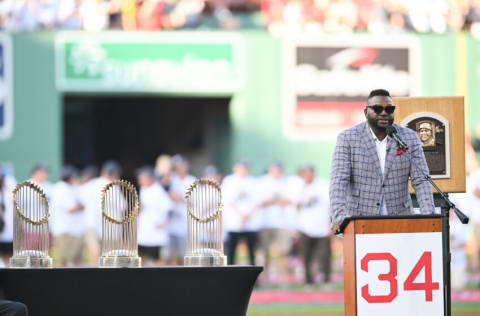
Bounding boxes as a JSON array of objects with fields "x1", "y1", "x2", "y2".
[{"x1": 396, "y1": 147, "x2": 407, "y2": 156}]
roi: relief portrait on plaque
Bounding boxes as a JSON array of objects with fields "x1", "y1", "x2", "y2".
[
  {"x1": 401, "y1": 113, "x2": 450, "y2": 179},
  {"x1": 417, "y1": 121, "x2": 436, "y2": 148}
]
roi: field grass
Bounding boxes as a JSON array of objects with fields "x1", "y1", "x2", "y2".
[
  {"x1": 248, "y1": 303, "x2": 342, "y2": 315},
  {"x1": 247, "y1": 303, "x2": 480, "y2": 315}
]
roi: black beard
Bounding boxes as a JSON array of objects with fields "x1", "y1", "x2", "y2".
[{"x1": 367, "y1": 115, "x2": 394, "y2": 132}]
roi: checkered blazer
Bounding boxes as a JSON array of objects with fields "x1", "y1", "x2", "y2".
[{"x1": 329, "y1": 122, "x2": 435, "y2": 225}]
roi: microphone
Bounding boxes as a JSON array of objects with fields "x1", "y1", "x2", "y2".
[{"x1": 386, "y1": 126, "x2": 409, "y2": 150}]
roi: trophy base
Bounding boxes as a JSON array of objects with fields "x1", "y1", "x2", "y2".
[
  {"x1": 99, "y1": 256, "x2": 142, "y2": 268},
  {"x1": 9, "y1": 256, "x2": 52, "y2": 268},
  {"x1": 184, "y1": 255, "x2": 227, "y2": 266}
]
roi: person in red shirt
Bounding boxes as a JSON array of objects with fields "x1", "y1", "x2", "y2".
[{"x1": 137, "y1": 0, "x2": 164, "y2": 30}]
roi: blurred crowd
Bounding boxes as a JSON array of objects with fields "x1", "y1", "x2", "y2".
[
  {"x1": 1, "y1": 148, "x2": 480, "y2": 290},
  {"x1": 262, "y1": 0, "x2": 480, "y2": 36},
  {"x1": 2, "y1": 0, "x2": 480, "y2": 37},
  {"x1": 0, "y1": 0, "x2": 260, "y2": 31}
]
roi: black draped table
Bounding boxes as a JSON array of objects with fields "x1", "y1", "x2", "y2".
[{"x1": 0, "y1": 266, "x2": 263, "y2": 316}]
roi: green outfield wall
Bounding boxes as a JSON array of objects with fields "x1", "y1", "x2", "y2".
[
  {"x1": 0, "y1": 32, "x2": 61, "y2": 182},
  {"x1": 0, "y1": 31, "x2": 478, "y2": 181}
]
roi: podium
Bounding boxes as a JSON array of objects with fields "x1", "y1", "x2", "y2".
[{"x1": 340, "y1": 215, "x2": 447, "y2": 316}]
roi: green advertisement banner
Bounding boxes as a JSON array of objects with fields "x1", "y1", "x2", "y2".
[{"x1": 55, "y1": 32, "x2": 244, "y2": 93}]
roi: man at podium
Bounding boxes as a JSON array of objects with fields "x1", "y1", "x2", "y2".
[{"x1": 330, "y1": 89, "x2": 435, "y2": 233}]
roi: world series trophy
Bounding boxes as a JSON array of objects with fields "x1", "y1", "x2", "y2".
[
  {"x1": 99, "y1": 180, "x2": 141, "y2": 267},
  {"x1": 10, "y1": 181, "x2": 52, "y2": 268},
  {"x1": 184, "y1": 179, "x2": 227, "y2": 266}
]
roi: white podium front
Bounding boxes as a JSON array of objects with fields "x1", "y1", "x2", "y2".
[{"x1": 340, "y1": 215, "x2": 445, "y2": 316}]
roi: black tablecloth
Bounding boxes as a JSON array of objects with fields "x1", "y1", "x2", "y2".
[{"x1": 0, "y1": 266, "x2": 263, "y2": 316}]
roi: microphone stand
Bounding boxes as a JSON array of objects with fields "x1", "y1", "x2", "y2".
[
  {"x1": 422, "y1": 174, "x2": 469, "y2": 224},
  {"x1": 400, "y1": 139, "x2": 469, "y2": 316}
]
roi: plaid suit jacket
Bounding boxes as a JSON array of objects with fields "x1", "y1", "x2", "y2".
[{"x1": 329, "y1": 122, "x2": 435, "y2": 225}]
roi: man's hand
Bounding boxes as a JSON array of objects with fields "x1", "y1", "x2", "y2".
[
  {"x1": 156, "y1": 222, "x2": 167, "y2": 230},
  {"x1": 240, "y1": 213, "x2": 250, "y2": 227},
  {"x1": 331, "y1": 221, "x2": 342, "y2": 235},
  {"x1": 169, "y1": 191, "x2": 184, "y2": 203},
  {"x1": 68, "y1": 204, "x2": 84, "y2": 214},
  {"x1": 474, "y1": 187, "x2": 480, "y2": 199},
  {"x1": 278, "y1": 197, "x2": 292, "y2": 206}
]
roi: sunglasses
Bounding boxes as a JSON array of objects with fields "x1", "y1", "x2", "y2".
[{"x1": 367, "y1": 105, "x2": 396, "y2": 115}]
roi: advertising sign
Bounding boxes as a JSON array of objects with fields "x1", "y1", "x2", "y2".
[
  {"x1": 55, "y1": 32, "x2": 244, "y2": 93},
  {"x1": 0, "y1": 33, "x2": 12, "y2": 140},
  {"x1": 355, "y1": 232, "x2": 444, "y2": 316},
  {"x1": 283, "y1": 35, "x2": 420, "y2": 140}
]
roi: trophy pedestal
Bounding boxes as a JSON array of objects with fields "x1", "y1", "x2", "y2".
[
  {"x1": 99, "y1": 256, "x2": 142, "y2": 268},
  {"x1": 184, "y1": 255, "x2": 227, "y2": 267},
  {"x1": 9, "y1": 256, "x2": 52, "y2": 268}
]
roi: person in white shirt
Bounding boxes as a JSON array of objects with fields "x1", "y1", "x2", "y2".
[
  {"x1": 283, "y1": 170, "x2": 305, "y2": 273},
  {"x1": 167, "y1": 155, "x2": 196, "y2": 265},
  {"x1": 154, "y1": 154, "x2": 173, "y2": 191},
  {"x1": 57, "y1": 0, "x2": 82, "y2": 29},
  {"x1": 77, "y1": 165, "x2": 99, "y2": 265},
  {"x1": 257, "y1": 162, "x2": 293, "y2": 284},
  {"x1": 29, "y1": 163, "x2": 53, "y2": 202},
  {"x1": 450, "y1": 215, "x2": 467, "y2": 290},
  {"x1": 466, "y1": 169, "x2": 480, "y2": 279},
  {"x1": 0, "y1": 169, "x2": 16, "y2": 267},
  {"x1": 51, "y1": 166, "x2": 85, "y2": 266},
  {"x1": 297, "y1": 166, "x2": 332, "y2": 284},
  {"x1": 203, "y1": 165, "x2": 223, "y2": 184},
  {"x1": 449, "y1": 188, "x2": 470, "y2": 289},
  {"x1": 80, "y1": 165, "x2": 99, "y2": 184},
  {"x1": 137, "y1": 166, "x2": 174, "y2": 265},
  {"x1": 80, "y1": 0, "x2": 109, "y2": 31},
  {"x1": 222, "y1": 161, "x2": 261, "y2": 265},
  {"x1": 81, "y1": 161, "x2": 121, "y2": 265}
]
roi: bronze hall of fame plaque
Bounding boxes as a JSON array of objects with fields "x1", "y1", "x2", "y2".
[{"x1": 401, "y1": 112, "x2": 450, "y2": 179}]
